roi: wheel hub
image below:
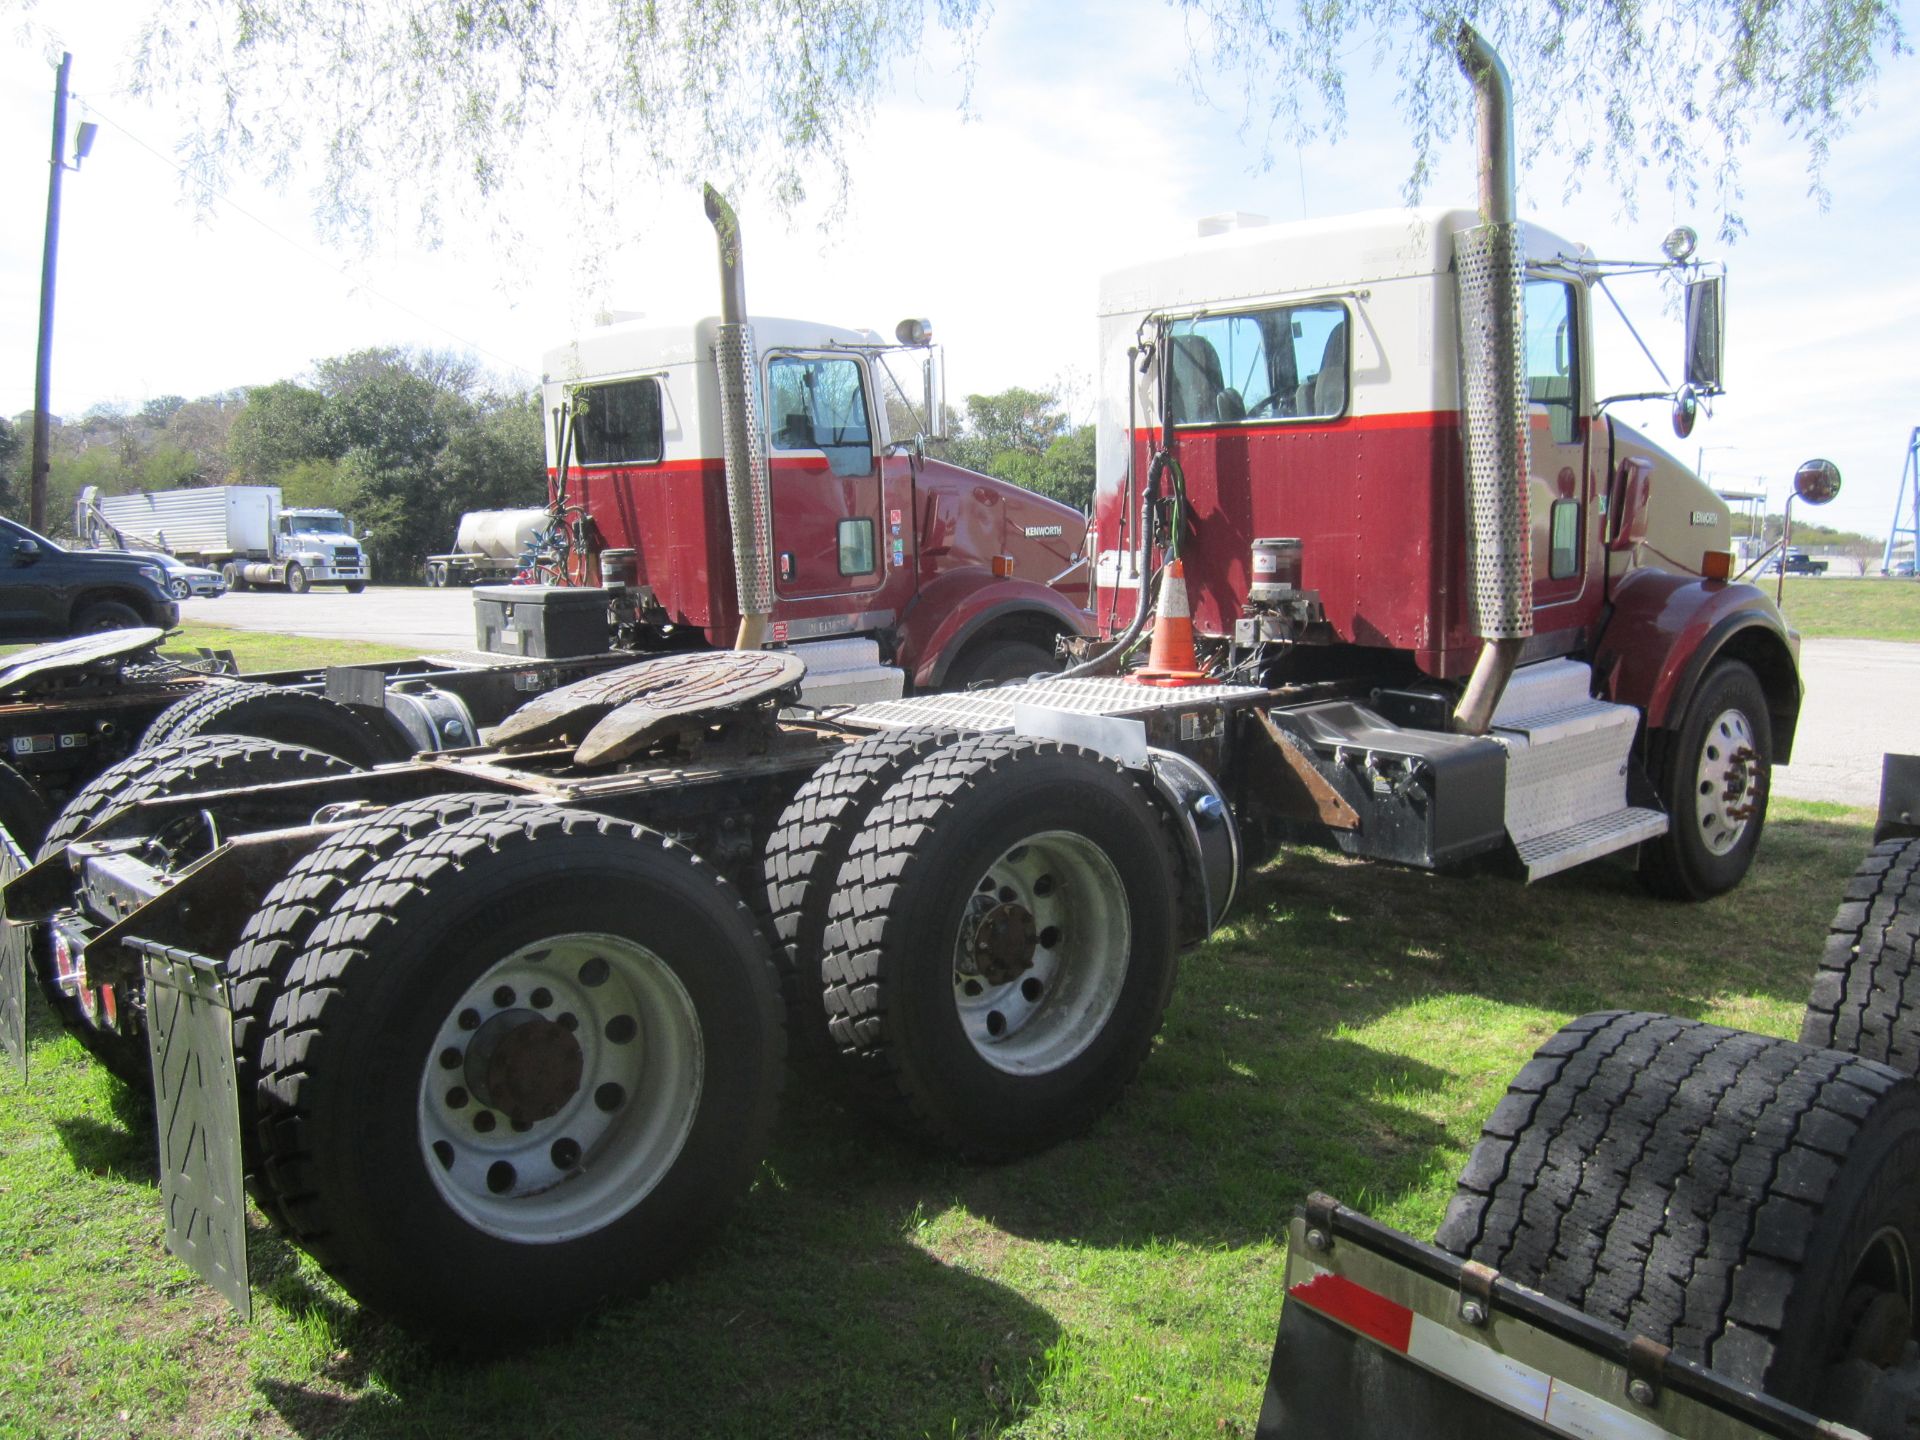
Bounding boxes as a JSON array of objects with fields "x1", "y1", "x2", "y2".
[
  {"x1": 464, "y1": 1012, "x2": 584, "y2": 1127},
  {"x1": 1694, "y1": 708, "x2": 1761, "y2": 856},
  {"x1": 963, "y1": 900, "x2": 1038, "y2": 985}
]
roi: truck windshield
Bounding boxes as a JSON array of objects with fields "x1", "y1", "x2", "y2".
[
  {"x1": 1165, "y1": 301, "x2": 1347, "y2": 425},
  {"x1": 289, "y1": 515, "x2": 351, "y2": 534}
]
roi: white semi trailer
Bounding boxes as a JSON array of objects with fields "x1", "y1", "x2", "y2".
[{"x1": 93, "y1": 486, "x2": 368, "y2": 594}]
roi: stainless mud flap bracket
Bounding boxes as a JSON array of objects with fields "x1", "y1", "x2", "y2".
[
  {"x1": 0, "y1": 825, "x2": 29, "y2": 1082},
  {"x1": 140, "y1": 940, "x2": 250, "y2": 1320}
]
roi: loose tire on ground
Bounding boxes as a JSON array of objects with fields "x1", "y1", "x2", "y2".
[
  {"x1": 943, "y1": 637, "x2": 1059, "y2": 691},
  {"x1": 762, "y1": 727, "x2": 957, "y2": 1061},
  {"x1": 1640, "y1": 659, "x2": 1772, "y2": 900},
  {"x1": 1436, "y1": 1011, "x2": 1920, "y2": 1421},
  {"x1": 1803, "y1": 836, "x2": 1920, "y2": 1074},
  {"x1": 227, "y1": 792, "x2": 537, "y2": 1227},
  {"x1": 255, "y1": 806, "x2": 785, "y2": 1334},
  {"x1": 141, "y1": 681, "x2": 402, "y2": 766},
  {"x1": 35, "y1": 736, "x2": 362, "y2": 1087},
  {"x1": 820, "y1": 735, "x2": 1179, "y2": 1159}
]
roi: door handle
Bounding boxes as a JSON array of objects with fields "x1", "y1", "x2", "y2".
[{"x1": 778, "y1": 552, "x2": 796, "y2": 582}]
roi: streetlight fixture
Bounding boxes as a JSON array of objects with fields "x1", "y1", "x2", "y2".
[{"x1": 29, "y1": 53, "x2": 99, "y2": 534}]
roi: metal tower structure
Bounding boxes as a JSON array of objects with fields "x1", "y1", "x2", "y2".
[{"x1": 1888, "y1": 427, "x2": 1920, "y2": 574}]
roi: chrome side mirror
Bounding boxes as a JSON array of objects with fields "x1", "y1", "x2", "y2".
[
  {"x1": 1672, "y1": 385, "x2": 1699, "y2": 440},
  {"x1": 1683, "y1": 276, "x2": 1724, "y2": 396},
  {"x1": 1793, "y1": 457, "x2": 1842, "y2": 506}
]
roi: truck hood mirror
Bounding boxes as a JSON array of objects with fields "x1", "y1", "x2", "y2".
[
  {"x1": 1671, "y1": 385, "x2": 1698, "y2": 440},
  {"x1": 1683, "y1": 276, "x2": 1724, "y2": 396},
  {"x1": 1793, "y1": 457, "x2": 1842, "y2": 506}
]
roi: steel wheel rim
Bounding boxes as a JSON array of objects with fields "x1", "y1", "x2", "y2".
[
  {"x1": 950, "y1": 829, "x2": 1129, "y2": 1075},
  {"x1": 1693, "y1": 706, "x2": 1760, "y2": 856},
  {"x1": 417, "y1": 931, "x2": 703, "y2": 1243}
]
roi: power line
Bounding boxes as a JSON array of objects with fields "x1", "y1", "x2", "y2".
[{"x1": 76, "y1": 96, "x2": 537, "y2": 385}]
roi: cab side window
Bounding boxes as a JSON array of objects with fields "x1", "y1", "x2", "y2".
[
  {"x1": 1524, "y1": 279, "x2": 1580, "y2": 446},
  {"x1": 573, "y1": 378, "x2": 664, "y2": 466},
  {"x1": 768, "y1": 356, "x2": 873, "y2": 479},
  {"x1": 1166, "y1": 302, "x2": 1348, "y2": 425}
]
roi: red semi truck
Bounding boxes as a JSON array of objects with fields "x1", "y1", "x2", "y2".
[{"x1": 489, "y1": 190, "x2": 1095, "y2": 706}]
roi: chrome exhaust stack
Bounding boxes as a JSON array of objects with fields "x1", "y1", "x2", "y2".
[
  {"x1": 1449, "y1": 24, "x2": 1533, "y2": 735},
  {"x1": 703, "y1": 184, "x2": 774, "y2": 651}
]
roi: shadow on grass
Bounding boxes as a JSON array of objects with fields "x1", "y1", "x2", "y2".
[{"x1": 22, "y1": 810, "x2": 1865, "y2": 1437}]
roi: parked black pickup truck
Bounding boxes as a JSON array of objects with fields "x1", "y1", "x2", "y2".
[{"x1": 0, "y1": 516, "x2": 180, "y2": 642}]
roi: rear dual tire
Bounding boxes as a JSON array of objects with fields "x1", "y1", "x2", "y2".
[
  {"x1": 820, "y1": 736, "x2": 1179, "y2": 1158},
  {"x1": 255, "y1": 807, "x2": 784, "y2": 1333}
]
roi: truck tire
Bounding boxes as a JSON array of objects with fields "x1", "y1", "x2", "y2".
[
  {"x1": 1436, "y1": 1011, "x2": 1920, "y2": 1419},
  {"x1": 1640, "y1": 660, "x2": 1772, "y2": 901},
  {"x1": 944, "y1": 637, "x2": 1059, "y2": 691},
  {"x1": 820, "y1": 734, "x2": 1179, "y2": 1158},
  {"x1": 73, "y1": 600, "x2": 144, "y2": 634},
  {"x1": 763, "y1": 727, "x2": 957, "y2": 1061},
  {"x1": 222, "y1": 562, "x2": 248, "y2": 592},
  {"x1": 35, "y1": 736, "x2": 361, "y2": 1088},
  {"x1": 344, "y1": 581, "x2": 366, "y2": 594},
  {"x1": 228, "y1": 792, "x2": 537, "y2": 1228},
  {"x1": 0, "y1": 760, "x2": 53, "y2": 852},
  {"x1": 1802, "y1": 836, "x2": 1920, "y2": 1073},
  {"x1": 426, "y1": 563, "x2": 446, "y2": 587},
  {"x1": 255, "y1": 806, "x2": 785, "y2": 1334},
  {"x1": 286, "y1": 563, "x2": 309, "y2": 594},
  {"x1": 141, "y1": 682, "x2": 403, "y2": 766}
]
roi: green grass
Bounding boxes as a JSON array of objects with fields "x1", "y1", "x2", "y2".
[
  {"x1": 1774, "y1": 576, "x2": 1920, "y2": 642},
  {"x1": 0, "y1": 800, "x2": 1872, "y2": 1439},
  {"x1": 162, "y1": 622, "x2": 423, "y2": 672}
]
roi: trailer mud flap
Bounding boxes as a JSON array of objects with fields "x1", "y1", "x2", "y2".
[
  {"x1": 0, "y1": 824, "x2": 28, "y2": 1081},
  {"x1": 142, "y1": 945, "x2": 250, "y2": 1319}
]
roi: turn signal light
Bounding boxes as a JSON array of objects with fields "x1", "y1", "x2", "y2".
[
  {"x1": 992, "y1": 554, "x2": 1016, "y2": 577},
  {"x1": 1702, "y1": 549, "x2": 1734, "y2": 581}
]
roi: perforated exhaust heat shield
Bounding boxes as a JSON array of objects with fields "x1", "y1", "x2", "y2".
[
  {"x1": 704, "y1": 186, "x2": 774, "y2": 647},
  {"x1": 1454, "y1": 221, "x2": 1533, "y2": 643}
]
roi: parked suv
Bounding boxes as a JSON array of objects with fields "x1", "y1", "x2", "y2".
[{"x1": 0, "y1": 516, "x2": 180, "y2": 641}]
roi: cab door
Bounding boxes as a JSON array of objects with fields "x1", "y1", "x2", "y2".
[
  {"x1": 1523, "y1": 278, "x2": 1596, "y2": 626},
  {"x1": 764, "y1": 352, "x2": 886, "y2": 601}
]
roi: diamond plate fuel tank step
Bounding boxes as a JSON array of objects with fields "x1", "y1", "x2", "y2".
[
  {"x1": 786, "y1": 638, "x2": 904, "y2": 708},
  {"x1": 1490, "y1": 659, "x2": 1667, "y2": 880}
]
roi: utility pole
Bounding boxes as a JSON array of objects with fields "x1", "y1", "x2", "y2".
[{"x1": 31, "y1": 54, "x2": 96, "y2": 535}]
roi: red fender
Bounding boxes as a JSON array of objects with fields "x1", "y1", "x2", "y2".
[
  {"x1": 896, "y1": 569, "x2": 1094, "y2": 689},
  {"x1": 1591, "y1": 569, "x2": 1803, "y2": 762}
]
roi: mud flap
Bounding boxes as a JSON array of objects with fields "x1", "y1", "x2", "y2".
[
  {"x1": 142, "y1": 945, "x2": 251, "y2": 1319},
  {"x1": 0, "y1": 825, "x2": 27, "y2": 1082}
]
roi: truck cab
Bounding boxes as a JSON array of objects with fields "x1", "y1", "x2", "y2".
[
  {"x1": 540, "y1": 316, "x2": 1093, "y2": 693},
  {"x1": 1091, "y1": 205, "x2": 1805, "y2": 898},
  {"x1": 270, "y1": 509, "x2": 367, "y2": 592}
]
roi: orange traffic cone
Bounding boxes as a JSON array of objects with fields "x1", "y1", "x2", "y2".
[{"x1": 1134, "y1": 559, "x2": 1210, "y2": 687}]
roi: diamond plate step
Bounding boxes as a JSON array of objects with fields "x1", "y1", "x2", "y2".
[
  {"x1": 1517, "y1": 806, "x2": 1668, "y2": 882},
  {"x1": 1489, "y1": 658, "x2": 1598, "y2": 728},
  {"x1": 1494, "y1": 698, "x2": 1642, "y2": 846}
]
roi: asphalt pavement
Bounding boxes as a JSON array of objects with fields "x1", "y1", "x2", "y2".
[{"x1": 181, "y1": 586, "x2": 1912, "y2": 807}]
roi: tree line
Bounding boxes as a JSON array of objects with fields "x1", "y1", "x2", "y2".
[{"x1": 0, "y1": 351, "x2": 1094, "y2": 582}]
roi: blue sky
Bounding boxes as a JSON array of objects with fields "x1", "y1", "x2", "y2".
[{"x1": 2, "y1": 1, "x2": 1914, "y2": 540}]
